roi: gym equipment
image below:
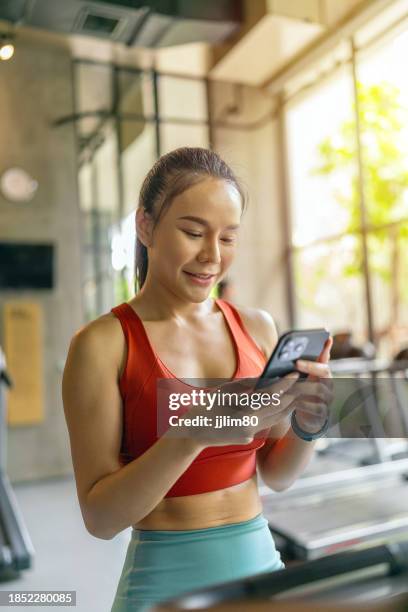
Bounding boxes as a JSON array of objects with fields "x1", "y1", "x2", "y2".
[
  {"x1": 255, "y1": 357, "x2": 408, "y2": 563},
  {"x1": 160, "y1": 537, "x2": 408, "y2": 609},
  {"x1": 0, "y1": 346, "x2": 34, "y2": 581},
  {"x1": 261, "y1": 458, "x2": 408, "y2": 561},
  {"x1": 323, "y1": 359, "x2": 408, "y2": 465}
]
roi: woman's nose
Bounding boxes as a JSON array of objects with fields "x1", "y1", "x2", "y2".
[{"x1": 197, "y1": 239, "x2": 221, "y2": 264}]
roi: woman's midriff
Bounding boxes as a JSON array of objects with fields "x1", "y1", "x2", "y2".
[{"x1": 133, "y1": 474, "x2": 262, "y2": 531}]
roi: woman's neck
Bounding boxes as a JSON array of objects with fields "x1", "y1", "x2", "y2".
[{"x1": 130, "y1": 280, "x2": 217, "y2": 323}]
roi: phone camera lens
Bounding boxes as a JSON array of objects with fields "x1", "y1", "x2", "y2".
[
  {"x1": 281, "y1": 351, "x2": 290, "y2": 360},
  {"x1": 295, "y1": 344, "x2": 304, "y2": 352}
]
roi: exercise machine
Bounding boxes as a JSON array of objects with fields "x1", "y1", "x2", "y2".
[
  {"x1": 325, "y1": 358, "x2": 408, "y2": 465},
  {"x1": 256, "y1": 356, "x2": 408, "y2": 563},
  {"x1": 261, "y1": 458, "x2": 408, "y2": 561},
  {"x1": 161, "y1": 537, "x2": 408, "y2": 609},
  {"x1": 0, "y1": 345, "x2": 34, "y2": 581}
]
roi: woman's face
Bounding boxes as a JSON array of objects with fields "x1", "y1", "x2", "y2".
[{"x1": 145, "y1": 177, "x2": 242, "y2": 302}]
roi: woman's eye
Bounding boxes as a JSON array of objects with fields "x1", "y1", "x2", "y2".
[
  {"x1": 182, "y1": 230, "x2": 236, "y2": 243},
  {"x1": 184, "y1": 231, "x2": 202, "y2": 238}
]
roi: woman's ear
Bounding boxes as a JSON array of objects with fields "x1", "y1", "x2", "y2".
[{"x1": 136, "y1": 208, "x2": 154, "y2": 247}]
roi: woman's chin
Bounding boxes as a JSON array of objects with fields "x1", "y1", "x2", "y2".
[
  {"x1": 188, "y1": 290, "x2": 212, "y2": 303},
  {"x1": 183, "y1": 285, "x2": 214, "y2": 302}
]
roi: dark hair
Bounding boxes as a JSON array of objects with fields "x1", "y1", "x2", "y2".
[{"x1": 135, "y1": 147, "x2": 247, "y2": 291}]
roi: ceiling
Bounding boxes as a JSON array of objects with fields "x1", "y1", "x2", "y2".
[
  {"x1": 1, "y1": 0, "x2": 405, "y2": 89},
  {"x1": 209, "y1": 0, "x2": 369, "y2": 86},
  {"x1": 0, "y1": 0, "x2": 243, "y2": 48}
]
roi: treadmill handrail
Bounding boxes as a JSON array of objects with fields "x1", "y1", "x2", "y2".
[
  {"x1": 0, "y1": 474, "x2": 35, "y2": 571},
  {"x1": 166, "y1": 540, "x2": 408, "y2": 608},
  {"x1": 259, "y1": 457, "x2": 408, "y2": 499}
]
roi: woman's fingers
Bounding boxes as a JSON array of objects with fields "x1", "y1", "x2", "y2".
[
  {"x1": 257, "y1": 380, "x2": 333, "y2": 429},
  {"x1": 281, "y1": 371, "x2": 301, "y2": 385},
  {"x1": 295, "y1": 359, "x2": 331, "y2": 378},
  {"x1": 294, "y1": 336, "x2": 333, "y2": 382},
  {"x1": 295, "y1": 400, "x2": 329, "y2": 419},
  {"x1": 318, "y1": 336, "x2": 333, "y2": 364},
  {"x1": 254, "y1": 371, "x2": 299, "y2": 395}
]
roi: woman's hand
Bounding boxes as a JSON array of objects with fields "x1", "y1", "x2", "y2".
[
  {"x1": 166, "y1": 337, "x2": 333, "y2": 449},
  {"x1": 291, "y1": 337, "x2": 334, "y2": 434},
  {"x1": 177, "y1": 372, "x2": 300, "y2": 448}
]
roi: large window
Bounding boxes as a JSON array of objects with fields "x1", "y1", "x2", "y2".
[
  {"x1": 286, "y1": 25, "x2": 408, "y2": 358},
  {"x1": 286, "y1": 64, "x2": 368, "y2": 346},
  {"x1": 357, "y1": 29, "x2": 408, "y2": 356}
]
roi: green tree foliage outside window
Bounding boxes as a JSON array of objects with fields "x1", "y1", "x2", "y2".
[{"x1": 313, "y1": 81, "x2": 408, "y2": 343}]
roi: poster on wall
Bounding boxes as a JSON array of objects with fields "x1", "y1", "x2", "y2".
[{"x1": 3, "y1": 301, "x2": 45, "y2": 425}]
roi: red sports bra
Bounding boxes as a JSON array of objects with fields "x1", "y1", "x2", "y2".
[{"x1": 111, "y1": 298, "x2": 268, "y2": 497}]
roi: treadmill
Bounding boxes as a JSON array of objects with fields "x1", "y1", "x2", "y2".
[
  {"x1": 261, "y1": 357, "x2": 408, "y2": 562},
  {"x1": 0, "y1": 346, "x2": 35, "y2": 581},
  {"x1": 161, "y1": 537, "x2": 408, "y2": 609},
  {"x1": 261, "y1": 459, "x2": 408, "y2": 561}
]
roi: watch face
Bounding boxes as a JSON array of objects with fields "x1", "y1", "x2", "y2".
[{"x1": 0, "y1": 167, "x2": 38, "y2": 202}]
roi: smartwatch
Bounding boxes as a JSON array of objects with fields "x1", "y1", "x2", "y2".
[{"x1": 291, "y1": 410, "x2": 329, "y2": 442}]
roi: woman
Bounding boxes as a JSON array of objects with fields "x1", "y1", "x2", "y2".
[{"x1": 62, "y1": 147, "x2": 332, "y2": 612}]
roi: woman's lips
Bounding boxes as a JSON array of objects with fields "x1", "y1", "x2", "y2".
[{"x1": 183, "y1": 271, "x2": 215, "y2": 285}]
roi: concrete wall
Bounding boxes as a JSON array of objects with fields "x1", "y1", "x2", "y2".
[
  {"x1": 0, "y1": 34, "x2": 83, "y2": 482},
  {"x1": 211, "y1": 82, "x2": 290, "y2": 332}
]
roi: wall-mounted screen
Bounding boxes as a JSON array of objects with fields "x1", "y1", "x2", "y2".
[{"x1": 0, "y1": 242, "x2": 54, "y2": 289}]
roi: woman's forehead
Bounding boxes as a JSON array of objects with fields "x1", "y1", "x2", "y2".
[{"x1": 169, "y1": 178, "x2": 242, "y2": 217}]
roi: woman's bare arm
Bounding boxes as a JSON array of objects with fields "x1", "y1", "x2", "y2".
[
  {"x1": 62, "y1": 317, "x2": 204, "y2": 540},
  {"x1": 237, "y1": 306, "x2": 332, "y2": 492}
]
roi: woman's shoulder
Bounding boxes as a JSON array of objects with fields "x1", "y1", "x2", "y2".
[
  {"x1": 229, "y1": 302, "x2": 278, "y2": 360},
  {"x1": 73, "y1": 311, "x2": 123, "y2": 342},
  {"x1": 68, "y1": 312, "x2": 126, "y2": 372}
]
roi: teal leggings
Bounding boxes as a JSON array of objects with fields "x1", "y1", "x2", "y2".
[{"x1": 110, "y1": 513, "x2": 284, "y2": 612}]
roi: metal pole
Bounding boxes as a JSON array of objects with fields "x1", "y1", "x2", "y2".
[
  {"x1": 205, "y1": 76, "x2": 214, "y2": 149},
  {"x1": 351, "y1": 38, "x2": 375, "y2": 345},
  {"x1": 112, "y1": 65, "x2": 129, "y2": 300},
  {"x1": 113, "y1": 65, "x2": 125, "y2": 222},
  {"x1": 152, "y1": 69, "x2": 161, "y2": 157},
  {"x1": 277, "y1": 95, "x2": 296, "y2": 328},
  {"x1": 70, "y1": 58, "x2": 86, "y2": 322},
  {"x1": 90, "y1": 156, "x2": 103, "y2": 316}
]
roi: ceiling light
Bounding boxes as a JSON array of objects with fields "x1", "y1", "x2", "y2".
[
  {"x1": 0, "y1": 33, "x2": 15, "y2": 61},
  {"x1": 0, "y1": 43, "x2": 14, "y2": 61}
]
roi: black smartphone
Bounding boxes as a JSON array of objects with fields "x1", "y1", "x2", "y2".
[{"x1": 254, "y1": 328, "x2": 330, "y2": 390}]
